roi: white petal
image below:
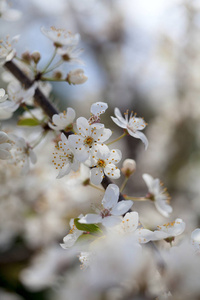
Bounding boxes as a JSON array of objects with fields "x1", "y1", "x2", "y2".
[
  {"x1": 91, "y1": 102, "x2": 108, "y2": 116},
  {"x1": 90, "y1": 167, "x2": 103, "y2": 185},
  {"x1": 0, "y1": 148, "x2": 11, "y2": 160},
  {"x1": 0, "y1": 131, "x2": 9, "y2": 143},
  {"x1": 111, "y1": 200, "x2": 133, "y2": 215},
  {"x1": 102, "y1": 216, "x2": 121, "y2": 227},
  {"x1": 111, "y1": 116, "x2": 127, "y2": 129},
  {"x1": 79, "y1": 214, "x2": 102, "y2": 224},
  {"x1": 76, "y1": 117, "x2": 90, "y2": 136},
  {"x1": 102, "y1": 184, "x2": 119, "y2": 209},
  {"x1": 128, "y1": 130, "x2": 148, "y2": 150}
]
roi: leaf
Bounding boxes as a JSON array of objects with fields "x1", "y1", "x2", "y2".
[
  {"x1": 75, "y1": 233, "x2": 96, "y2": 244},
  {"x1": 74, "y1": 218, "x2": 102, "y2": 233},
  {"x1": 17, "y1": 118, "x2": 40, "y2": 126}
]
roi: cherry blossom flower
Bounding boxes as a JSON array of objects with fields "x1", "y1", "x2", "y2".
[
  {"x1": 68, "y1": 117, "x2": 112, "y2": 162},
  {"x1": 52, "y1": 133, "x2": 80, "y2": 179},
  {"x1": 143, "y1": 173, "x2": 173, "y2": 217},
  {"x1": 110, "y1": 211, "x2": 154, "y2": 244},
  {"x1": 88, "y1": 101, "x2": 108, "y2": 125},
  {"x1": 9, "y1": 135, "x2": 37, "y2": 174},
  {"x1": 60, "y1": 215, "x2": 84, "y2": 249},
  {"x1": 191, "y1": 228, "x2": 200, "y2": 253},
  {"x1": 41, "y1": 26, "x2": 80, "y2": 48},
  {"x1": 0, "y1": 131, "x2": 12, "y2": 159},
  {"x1": 90, "y1": 149, "x2": 122, "y2": 185},
  {"x1": 0, "y1": 0, "x2": 21, "y2": 21},
  {"x1": 66, "y1": 69, "x2": 87, "y2": 85},
  {"x1": 79, "y1": 184, "x2": 133, "y2": 227},
  {"x1": 111, "y1": 107, "x2": 148, "y2": 150},
  {"x1": 151, "y1": 219, "x2": 185, "y2": 241},
  {"x1": 57, "y1": 47, "x2": 83, "y2": 64},
  {"x1": 0, "y1": 81, "x2": 35, "y2": 112},
  {"x1": 48, "y1": 107, "x2": 75, "y2": 131},
  {"x1": 79, "y1": 251, "x2": 93, "y2": 270},
  {"x1": 0, "y1": 35, "x2": 19, "y2": 66}
]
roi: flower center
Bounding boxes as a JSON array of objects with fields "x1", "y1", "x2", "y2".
[
  {"x1": 97, "y1": 159, "x2": 106, "y2": 168},
  {"x1": 101, "y1": 208, "x2": 111, "y2": 218},
  {"x1": 84, "y1": 136, "x2": 94, "y2": 147}
]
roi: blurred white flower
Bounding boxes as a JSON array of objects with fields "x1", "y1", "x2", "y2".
[
  {"x1": 41, "y1": 26, "x2": 80, "y2": 48},
  {"x1": 90, "y1": 148, "x2": 121, "y2": 185},
  {"x1": 191, "y1": 228, "x2": 200, "y2": 253},
  {"x1": 0, "y1": 88, "x2": 8, "y2": 102},
  {"x1": 79, "y1": 184, "x2": 133, "y2": 227},
  {"x1": 48, "y1": 107, "x2": 75, "y2": 131},
  {"x1": 0, "y1": 131, "x2": 12, "y2": 159},
  {"x1": 57, "y1": 47, "x2": 83, "y2": 65},
  {"x1": 61, "y1": 215, "x2": 84, "y2": 249},
  {"x1": 111, "y1": 107, "x2": 148, "y2": 149},
  {"x1": 111, "y1": 211, "x2": 154, "y2": 243},
  {"x1": 152, "y1": 218, "x2": 185, "y2": 241},
  {"x1": 9, "y1": 134, "x2": 37, "y2": 174},
  {"x1": 52, "y1": 133, "x2": 80, "y2": 179},
  {"x1": 0, "y1": 35, "x2": 19, "y2": 65},
  {"x1": 66, "y1": 69, "x2": 88, "y2": 85},
  {"x1": 0, "y1": 0, "x2": 21, "y2": 21},
  {"x1": 143, "y1": 173, "x2": 173, "y2": 217},
  {"x1": 0, "y1": 81, "x2": 35, "y2": 112}
]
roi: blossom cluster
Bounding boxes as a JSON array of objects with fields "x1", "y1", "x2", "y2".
[{"x1": 0, "y1": 17, "x2": 200, "y2": 300}]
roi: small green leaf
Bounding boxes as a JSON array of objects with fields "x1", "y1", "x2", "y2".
[
  {"x1": 76, "y1": 233, "x2": 96, "y2": 244},
  {"x1": 18, "y1": 118, "x2": 40, "y2": 126},
  {"x1": 74, "y1": 218, "x2": 102, "y2": 233}
]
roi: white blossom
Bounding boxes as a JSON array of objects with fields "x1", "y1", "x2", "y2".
[
  {"x1": 68, "y1": 117, "x2": 112, "y2": 162},
  {"x1": 41, "y1": 26, "x2": 80, "y2": 48},
  {"x1": 0, "y1": 131, "x2": 12, "y2": 159},
  {"x1": 0, "y1": 81, "x2": 35, "y2": 112},
  {"x1": 191, "y1": 228, "x2": 200, "y2": 253},
  {"x1": 151, "y1": 218, "x2": 185, "y2": 241},
  {"x1": 110, "y1": 211, "x2": 154, "y2": 244},
  {"x1": 79, "y1": 184, "x2": 133, "y2": 227},
  {"x1": 0, "y1": 35, "x2": 19, "y2": 65},
  {"x1": 57, "y1": 47, "x2": 83, "y2": 65},
  {"x1": 0, "y1": 88, "x2": 8, "y2": 102},
  {"x1": 48, "y1": 107, "x2": 75, "y2": 131},
  {"x1": 61, "y1": 215, "x2": 84, "y2": 249},
  {"x1": 143, "y1": 173, "x2": 173, "y2": 217},
  {"x1": 88, "y1": 101, "x2": 108, "y2": 125},
  {"x1": 111, "y1": 107, "x2": 148, "y2": 149},
  {"x1": 52, "y1": 133, "x2": 80, "y2": 179},
  {"x1": 90, "y1": 148, "x2": 122, "y2": 185},
  {"x1": 9, "y1": 134, "x2": 37, "y2": 174},
  {"x1": 66, "y1": 69, "x2": 87, "y2": 85},
  {"x1": 0, "y1": 0, "x2": 21, "y2": 21}
]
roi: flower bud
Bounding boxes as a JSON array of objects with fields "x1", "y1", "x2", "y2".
[
  {"x1": 21, "y1": 51, "x2": 31, "y2": 64},
  {"x1": 121, "y1": 159, "x2": 136, "y2": 177},
  {"x1": 66, "y1": 69, "x2": 88, "y2": 85},
  {"x1": 31, "y1": 51, "x2": 41, "y2": 64},
  {"x1": 53, "y1": 71, "x2": 63, "y2": 80}
]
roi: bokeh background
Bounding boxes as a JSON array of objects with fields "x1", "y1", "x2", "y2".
[{"x1": 1, "y1": 0, "x2": 200, "y2": 299}]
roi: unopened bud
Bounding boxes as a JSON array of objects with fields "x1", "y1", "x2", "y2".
[
  {"x1": 121, "y1": 159, "x2": 136, "y2": 177},
  {"x1": 21, "y1": 51, "x2": 31, "y2": 64},
  {"x1": 53, "y1": 71, "x2": 63, "y2": 80},
  {"x1": 66, "y1": 69, "x2": 88, "y2": 85},
  {"x1": 31, "y1": 51, "x2": 41, "y2": 64}
]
